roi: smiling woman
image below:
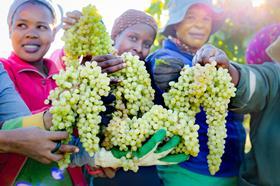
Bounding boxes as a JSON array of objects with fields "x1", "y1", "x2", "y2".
[
  {"x1": 0, "y1": 1, "x2": 86, "y2": 185},
  {"x1": 9, "y1": 2, "x2": 56, "y2": 67}
]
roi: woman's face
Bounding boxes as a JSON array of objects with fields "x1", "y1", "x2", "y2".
[
  {"x1": 175, "y1": 4, "x2": 213, "y2": 49},
  {"x1": 114, "y1": 23, "x2": 156, "y2": 60},
  {"x1": 10, "y1": 3, "x2": 56, "y2": 63}
]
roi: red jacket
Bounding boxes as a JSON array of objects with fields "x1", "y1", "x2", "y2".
[{"x1": 0, "y1": 53, "x2": 86, "y2": 185}]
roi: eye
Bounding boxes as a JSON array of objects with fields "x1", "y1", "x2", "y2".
[
  {"x1": 129, "y1": 35, "x2": 137, "y2": 42},
  {"x1": 37, "y1": 25, "x2": 49, "y2": 31},
  {"x1": 16, "y1": 23, "x2": 27, "y2": 29},
  {"x1": 203, "y1": 16, "x2": 211, "y2": 22},
  {"x1": 186, "y1": 15, "x2": 195, "y2": 20},
  {"x1": 144, "y1": 43, "x2": 152, "y2": 49}
]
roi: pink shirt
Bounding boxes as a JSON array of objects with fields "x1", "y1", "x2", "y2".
[{"x1": 1, "y1": 53, "x2": 64, "y2": 112}]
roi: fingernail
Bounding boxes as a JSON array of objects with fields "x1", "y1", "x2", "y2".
[{"x1": 75, "y1": 148, "x2": 79, "y2": 153}]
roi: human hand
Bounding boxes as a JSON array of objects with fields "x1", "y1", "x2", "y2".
[
  {"x1": 192, "y1": 44, "x2": 230, "y2": 69},
  {"x1": 43, "y1": 110, "x2": 52, "y2": 130},
  {"x1": 63, "y1": 10, "x2": 82, "y2": 30},
  {"x1": 93, "y1": 54, "x2": 126, "y2": 74},
  {"x1": 192, "y1": 44, "x2": 240, "y2": 85},
  {"x1": 94, "y1": 129, "x2": 188, "y2": 171},
  {"x1": 133, "y1": 129, "x2": 189, "y2": 166},
  {"x1": 7, "y1": 127, "x2": 79, "y2": 164},
  {"x1": 154, "y1": 58, "x2": 185, "y2": 91}
]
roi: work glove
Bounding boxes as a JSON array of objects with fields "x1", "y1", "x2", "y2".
[
  {"x1": 71, "y1": 129, "x2": 189, "y2": 171},
  {"x1": 154, "y1": 58, "x2": 185, "y2": 91},
  {"x1": 133, "y1": 129, "x2": 189, "y2": 166}
]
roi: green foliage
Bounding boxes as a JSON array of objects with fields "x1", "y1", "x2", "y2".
[{"x1": 146, "y1": 0, "x2": 170, "y2": 52}]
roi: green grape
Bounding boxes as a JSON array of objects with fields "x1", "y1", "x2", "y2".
[
  {"x1": 103, "y1": 105, "x2": 200, "y2": 168},
  {"x1": 47, "y1": 61, "x2": 111, "y2": 168},
  {"x1": 201, "y1": 63, "x2": 236, "y2": 175},
  {"x1": 163, "y1": 62, "x2": 235, "y2": 175},
  {"x1": 62, "y1": 4, "x2": 114, "y2": 67},
  {"x1": 110, "y1": 52, "x2": 155, "y2": 118}
]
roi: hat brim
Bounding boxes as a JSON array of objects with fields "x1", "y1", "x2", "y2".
[{"x1": 161, "y1": 2, "x2": 225, "y2": 37}]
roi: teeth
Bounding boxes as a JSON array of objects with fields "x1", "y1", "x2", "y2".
[{"x1": 24, "y1": 45, "x2": 39, "y2": 49}]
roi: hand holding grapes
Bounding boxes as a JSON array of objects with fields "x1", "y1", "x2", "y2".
[
  {"x1": 63, "y1": 10, "x2": 82, "y2": 30},
  {"x1": 192, "y1": 44, "x2": 240, "y2": 86}
]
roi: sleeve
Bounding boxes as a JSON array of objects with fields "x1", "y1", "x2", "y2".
[
  {"x1": 1, "y1": 59, "x2": 17, "y2": 88},
  {"x1": 146, "y1": 51, "x2": 170, "y2": 104},
  {"x1": 230, "y1": 62, "x2": 280, "y2": 113},
  {"x1": 146, "y1": 50, "x2": 185, "y2": 92},
  {"x1": 0, "y1": 63, "x2": 31, "y2": 122},
  {"x1": 1, "y1": 112, "x2": 45, "y2": 130}
]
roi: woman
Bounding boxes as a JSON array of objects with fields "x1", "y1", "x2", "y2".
[
  {"x1": 93, "y1": 9, "x2": 161, "y2": 186},
  {"x1": 146, "y1": 0, "x2": 246, "y2": 185},
  {"x1": 0, "y1": 0, "x2": 87, "y2": 185}
]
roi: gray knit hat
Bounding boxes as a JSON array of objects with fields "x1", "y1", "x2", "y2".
[
  {"x1": 7, "y1": 0, "x2": 63, "y2": 29},
  {"x1": 162, "y1": 0, "x2": 224, "y2": 37}
]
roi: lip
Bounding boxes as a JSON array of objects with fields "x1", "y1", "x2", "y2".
[
  {"x1": 22, "y1": 43, "x2": 41, "y2": 53},
  {"x1": 189, "y1": 33, "x2": 206, "y2": 40},
  {"x1": 130, "y1": 50, "x2": 142, "y2": 58}
]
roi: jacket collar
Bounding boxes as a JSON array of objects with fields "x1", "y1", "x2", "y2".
[
  {"x1": 8, "y1": 52, "x2": 60, "y2": 78},
  {"x1": 163, "y1": 39, "x2": 195, "y2": 59}
]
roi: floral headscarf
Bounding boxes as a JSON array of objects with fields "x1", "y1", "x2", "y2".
[
  {"x1": 111, "y1": 9, "x2": 157, "y2": 41},
  {"x1": 246, "y1": 23, "x2": 280, "y2": 64}
]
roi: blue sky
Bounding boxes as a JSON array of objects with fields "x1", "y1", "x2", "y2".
[{"x1": 0, "y1": 0, "x2": 151, "y2": 58}]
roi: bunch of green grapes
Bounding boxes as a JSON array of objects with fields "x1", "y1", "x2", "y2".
[
  {"x1": 110, "y1": 52, "x2": 155, "y2": 118},
  {"x1": 47, "y1": 61, "x2": 111, "y2": 168},
  {"x1": 62, "y1": 4, "x2": 114, "y2": 67},
  {"x1": 200, "y1": 63, "x2": 236, "y2": 175},
  {"x1": 103, "y1": 105, "x2": 199, "y2": 162},
  {"x1": 163, "y1": 62, "x2": 236, "y2": 175},
  {"x1": 163, "y1": 64, "x2": 214, "y2": 156}
]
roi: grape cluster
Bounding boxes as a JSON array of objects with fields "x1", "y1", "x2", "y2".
[
  {"x1": 47, "y1": 61, "x2": 111, "y2": 168},
  {"x1": 201, "y1": 63, "x2": 236, "y2": 175},
  {"x1": 62, "y1": 4, "x2": 114, "y2": 66},
  {"x1": 163, "y1": 64, "x2": 212, "y2": 156},
  {"x1": 110, "y1": 52, "x2": 155, "y2": 118},
  {"x1": 163, "y1": 62, "x2": 236, "y2": 175},
  {"x1": 103, "y1": 105, "x2": 199, "y2": 163}
]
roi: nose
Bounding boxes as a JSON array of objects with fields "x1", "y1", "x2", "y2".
[
  {"x1": 25, "y1": 28, "x2": 39, "y2": 39},
  {"x1": 194, "y1": 19, "x2": 204, "y2": 29},
  {"x1": 132, "y1": 43, "x2": 143, "y2": 56},
  {"x1": 134, "y1": 43, "x2": 142, "y2": 53}
]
